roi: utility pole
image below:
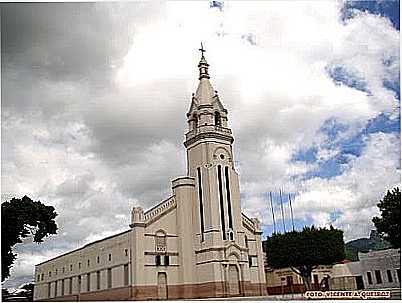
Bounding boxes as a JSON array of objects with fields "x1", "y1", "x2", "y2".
[
  {"x1": 279, "y1": 189, "x2": 286, "y2": 233},
  {"x1": 269, "y1": 191, "x2": 277, "y2": 234},
  {"x1": 289, "y1": 193, "x2": 295, "y2": 232}
]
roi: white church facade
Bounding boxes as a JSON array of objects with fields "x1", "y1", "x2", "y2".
[{"x1": 33, "y1": 48, "x2": 267, "y2": 301}]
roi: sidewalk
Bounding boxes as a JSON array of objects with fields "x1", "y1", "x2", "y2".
[{"x1": 193, "y1": 293, "x2": 305, "y2": 301}]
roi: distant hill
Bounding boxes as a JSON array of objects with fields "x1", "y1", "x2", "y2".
[{"x1": 345, "y1": 230, "x2": 392, "y2": 261}]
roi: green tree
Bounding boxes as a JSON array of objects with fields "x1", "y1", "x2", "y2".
[
  {"x1": 20, "y1": 283, "x2": 34, "y2": 301},
  {"x1": 372, "y1": 187, "x2": 401, "y2": 248},
  {"x1": 1, "y1": 196, "x2": 58, "y2": 281},
  {"x1": 265, "y1": 226, "x2": 345, "y2": 290}
]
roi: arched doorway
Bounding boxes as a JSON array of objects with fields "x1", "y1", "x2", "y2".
[
  {"x1": 157, "y1": 272, "x2": 167, "y2": 300},
  {"x1": 228, "y1": 265, "x2": 240, "y2": 296}
]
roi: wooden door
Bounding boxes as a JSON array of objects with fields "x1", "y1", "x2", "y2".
[
  {"x1": 228, "y1": 265, "x2": 240, "y2": 296},
  {"x1": 157, "y1": 272, "x2": 167, "y2": 300}
]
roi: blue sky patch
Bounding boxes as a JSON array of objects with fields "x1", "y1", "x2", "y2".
[
  {"x1": 292, "y1": 147, "x2": 317, "y2": 163},
  {"x1": 210, "y1": 1, "x2": 224, "y2": 11},
  {"x1": 383, "y1": 78, "x2": 401, "y2": 101},
  {"x1": 263, "y1": 217, "x2": 313, "y2": 237},
  {"x1": 291, "y1": 108, "x2": 400, "y2": 181},
  {"x1": 341, "y1": 0, "x2": 400, "y2": 30},
  {"x1": 329, "y1": 210, "x2": 342, "y2": 223},
  {"x1": 326, "y1": 65, "x2": 370, "y2": 94},
  {"x1": 320, "y1": 118, "x2": 350, "y2": 142},
  {"x1": 365, "y1": 113, "x2": 400, "y2": 134}
]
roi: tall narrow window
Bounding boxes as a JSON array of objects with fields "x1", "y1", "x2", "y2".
[
  {"x1": 48, "y1": 283, "x2": 51, "y2": 298},
  {"x1": 193, "y1": 115, "x2": 198, "y2": 129},
  {"x1": 217, "y1": 165, "x2": 226, "y2": 240},
  {"x1": 61, "y1": 279, "x2": 64, "y2": 296},
  {"x1": 387, "y1": 270, "x2": 393, "y2": 283},
  {"x1": 69, "y1": 278, "x2": 73, "y2": 294},
  {"x1": 375, "y1": 270, "x2": 382, "y2": 284},
  {"x1": 87, "y1": 273, "x2": 91, "y2": 292},
  {"x1": 124, "y1": 264, "x2": 129, "y2": 286},
  {"x1": 107, "y1": 268, "x2": 112, "y2": 289},
  {"x1": 397, "y1": 269, "x2": 401, "y2": 282},
  {"x1": 215, "y1": 112, "x2": 221, "y2": 126},
  {"x1": 96, "y1": 271, "x2": 101, "y2": 290},
  {"x1": 156, "y1": 255, "x2": 161, "y2": 266},
  {"x1": 224, "y1": 166, "x2": 233, "y2": 229},
  {"x1": 164, "y1": 255, "x2": 170, "y2": 266},
  {"x1": 197, "y1": 167, "x2": 205, "y2": 241},
  {"x1": 55, "y1": 280, "x2": 58, "y2": 297},
  {"x1": 78, "y1": 275, "x2": 81, "y2": 294},
  {"x1": 367, "y1": 272, "x2": 373, "y2": 285},
  {"x1": 108, "y1": 254, "x2": 112, "y2": 261}
]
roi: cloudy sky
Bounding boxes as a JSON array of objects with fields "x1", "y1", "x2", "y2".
[{"x1": 1, "y1": 0, "x2": 400, "y2": 288}]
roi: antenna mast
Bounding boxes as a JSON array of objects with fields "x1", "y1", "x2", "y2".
[
  {"x1": 289, "y1": 193, "x2": 295, "y2": 231},
  {"x1": 269, "y1": 192, "x2": 277, "y2": 234},
  {"x1": 279, "y1": 189, "x2": 286, "y2": 233}
]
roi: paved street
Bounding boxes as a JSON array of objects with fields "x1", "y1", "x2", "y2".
[
  {"x1": 191, "y1": 288, "x2": 401, "y2": 300},
  {"x1": 193, "y1": 294, "x2": 305, "y2": 301}
]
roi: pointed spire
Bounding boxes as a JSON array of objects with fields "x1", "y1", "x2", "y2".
[
  {"x1": 195, "y1": 42, "x2": 215, "y2": 105},
  {"x1": 198, "y1": 42, "x2": 210, "y2": 80}
]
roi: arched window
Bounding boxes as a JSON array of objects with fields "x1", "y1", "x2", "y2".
[
  {"x1": 214, "y1": 112, "x2": 221, "y2": 126},
  {"x1": 155, "y1": 230, "x2": 167, "y2": 252},
  {"x1": 228, "y1": 229, "x2": 234, "y2": 241}
]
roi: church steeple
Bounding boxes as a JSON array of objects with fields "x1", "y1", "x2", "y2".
[
  {"x1": 185, "y1": 44, "x2": 233, "y2": 148},
  {"x1": 195, "y1": 43, "x2": 215, "y2": 106},
  {"x1": 184, "y1": 45, "x2": 244, "y2": 251},
  {"x1": 198, "y1": 43, "x2": 210, "y2": 80}
]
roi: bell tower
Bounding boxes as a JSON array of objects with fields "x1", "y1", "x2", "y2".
[{"x1": 184, "y1": 44, "x2": 243, "y2": 248}]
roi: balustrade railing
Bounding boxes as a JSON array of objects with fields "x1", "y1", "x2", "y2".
[
  {"x1": 186, "y1": 125, "x2": 232, "y2": 140},
  {"x1": 242, "y1": 213, "x2": 255, "y2": 230},
  {"x1": 143, "y1": 196, "x2": 176, "y2": 222}
]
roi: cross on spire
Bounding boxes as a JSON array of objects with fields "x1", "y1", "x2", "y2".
[
  {"x1": 199, "y1": 42, "x2": 206, "y2": 58},
  {"x1": 198, "y1": 42, "x2": 210, "y2": 80}
]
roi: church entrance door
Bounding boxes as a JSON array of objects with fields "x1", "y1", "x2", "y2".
[
  {"x1": 157, "y1": 272, "x2": 167, "y2": 300},
  {"x1": 228, "y1": 265, "x2": 240, "y2": 296}
]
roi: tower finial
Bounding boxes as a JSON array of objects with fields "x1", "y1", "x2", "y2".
[
  {"x1": 199, "y1": 42, "x2": 206, "y2": 58},
  {"x1": 198, "y1": 42, "x2": 210, "y2": 80}
]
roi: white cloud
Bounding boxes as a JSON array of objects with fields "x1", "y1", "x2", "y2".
[{"x1": 293, "y1": 132, "x2": 400, "y2": 240}]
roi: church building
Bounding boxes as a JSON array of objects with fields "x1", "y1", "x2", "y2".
[{"x1": 33, "y1": 47, "x2": 267, "y2": 301}]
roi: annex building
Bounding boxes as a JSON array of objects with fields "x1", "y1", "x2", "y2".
[{"x1": 33, "y1": 48, "x2": 267, "y2": 301}]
